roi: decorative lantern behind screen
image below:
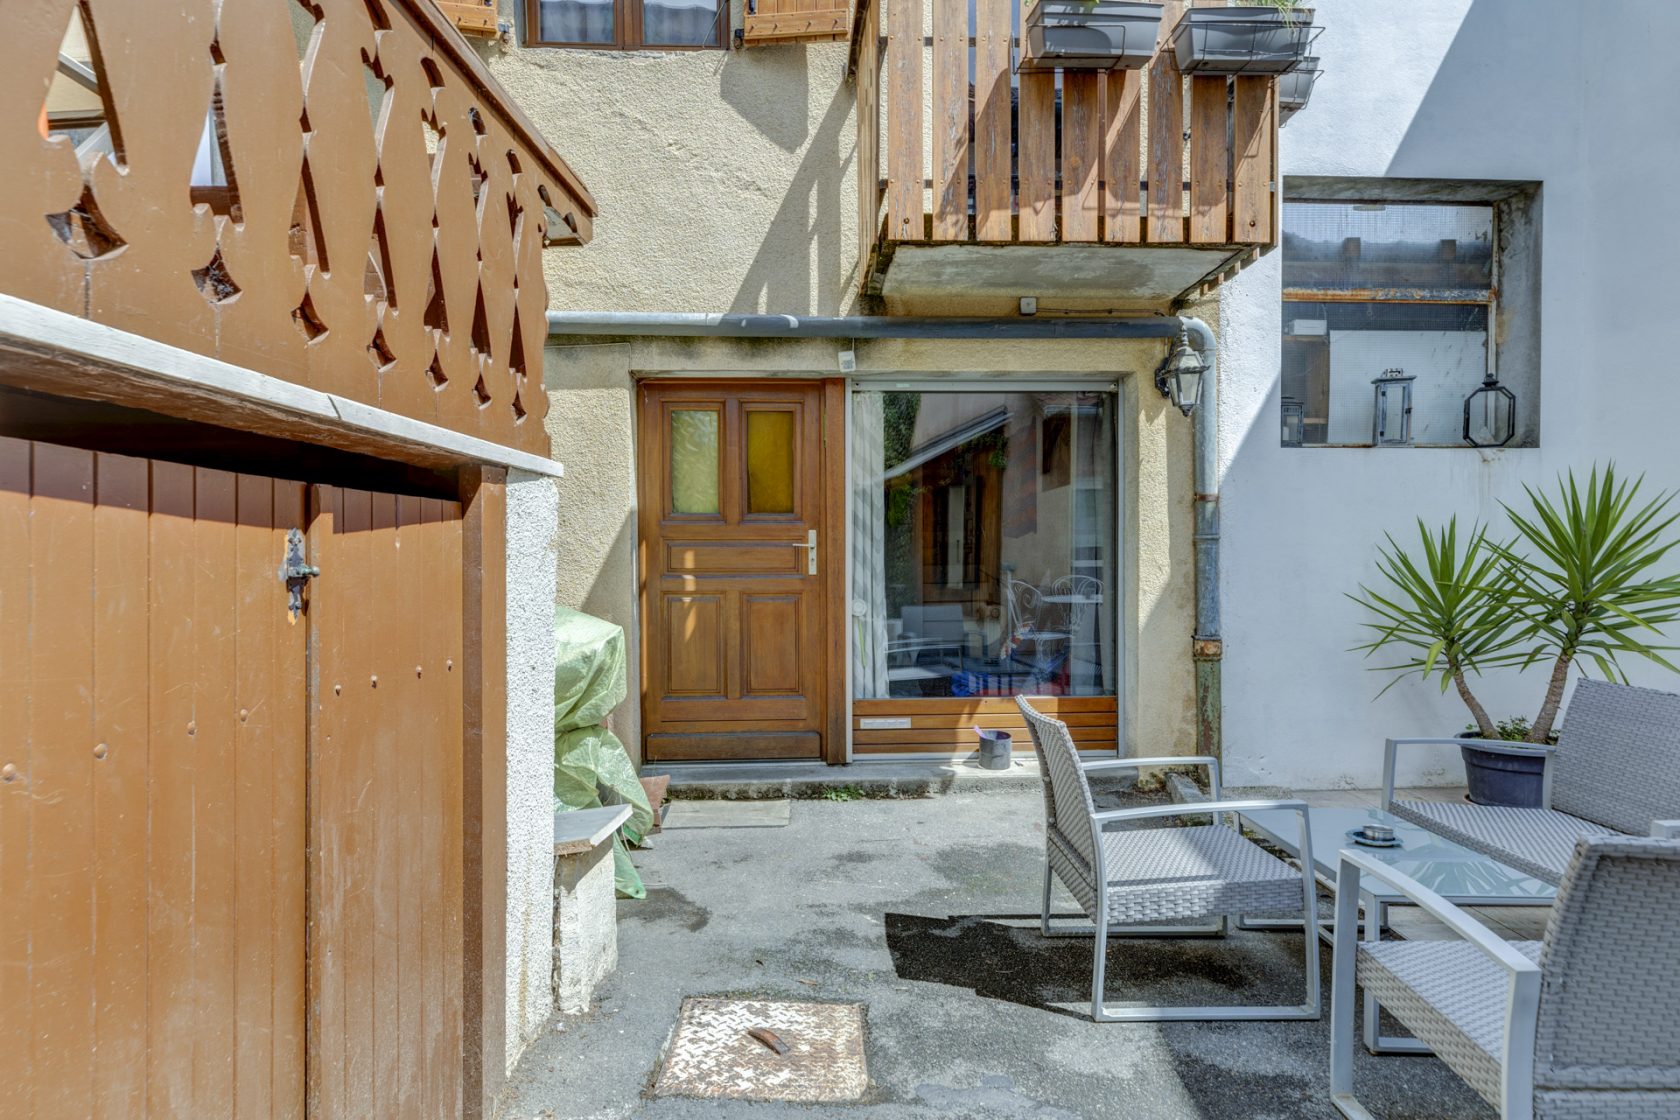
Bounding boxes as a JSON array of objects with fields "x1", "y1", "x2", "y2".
[
  {"x1": 1463, "y1": 374, "x2": 1517, "y2": 447},
  {"x1": 1371, "y1": 368, "x2": 1416, "y2": 446},
  {"x1": 1281, "y1": 396, "x2": 1305, "y2": 447}
]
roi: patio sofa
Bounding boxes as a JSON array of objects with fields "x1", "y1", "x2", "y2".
[
  {"x1": 1330, "y1": 835, "x2": 1680, "y2": 1119},
  {"x1": 1382, "y1": 679, "x2": 1680, "y2": 886}
]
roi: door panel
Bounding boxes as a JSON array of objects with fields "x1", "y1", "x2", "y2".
[
  {"x1": 0, "y1": 439, "x2": 308, "y2": 1120},
  {"x1": 308, "y1": 486, "x2": 465, "y2": 1120},
  {"x1": 640, "y1": 383, "x2": 835, "y2": 761}
]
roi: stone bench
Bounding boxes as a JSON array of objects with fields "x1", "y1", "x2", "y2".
[{"x1": 553, "y1": 804, "x2": 632, "y2": 1014}]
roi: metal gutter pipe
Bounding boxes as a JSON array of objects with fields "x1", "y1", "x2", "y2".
[
  {"x1": 546, "y1": 308, "x2": 1223, "y2": 758},
  {"x1": 546, "y1": 311, "x2": 1183, "y2": 341}
]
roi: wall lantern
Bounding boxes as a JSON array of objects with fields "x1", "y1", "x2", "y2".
[
  {"x1": 1156, "y1": 331, "x2": 1206, "y2": 418},
  {"x1": 1463, "y1": 373, "x2": 1517, "y2": 447},
  {"x1": 1371, "y1": 367, "x2": 1415, "y2": 446}
]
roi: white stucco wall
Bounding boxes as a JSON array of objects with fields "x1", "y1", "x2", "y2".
[
  {"x1": 504, "y1": 470, "x2": 560, "y2": 1070},
  {"x1": 1218, "y1": 0, "x2": 1680, "y2": 789}
]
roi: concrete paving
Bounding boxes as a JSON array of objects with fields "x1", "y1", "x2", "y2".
[{"x1": 504, "y1": 792, "x2": 1494, "y2": 1120}]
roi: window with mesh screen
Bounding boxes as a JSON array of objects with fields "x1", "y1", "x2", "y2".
[{"x1": 1279, "y1": 198, "x2": 1530, "y2": 448}]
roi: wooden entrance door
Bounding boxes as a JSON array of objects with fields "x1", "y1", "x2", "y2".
[
  {"x1": 0, "y1": 438, "x2": 471, "y2": 1119},
  {"x1": 639, "y1": 382, "x2": 843, "y2": 762}
]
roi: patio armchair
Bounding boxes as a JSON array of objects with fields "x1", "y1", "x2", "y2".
[
  {"x1": 1016, "y1": 697, "x2": 1321, "y2": 1022},
  {"x1": 1330, "y1": 836, "x2": 1680, "y2": 1119},
  {"x1": 1383, "y1": 680, "x2": 1680, "y2": 887}
]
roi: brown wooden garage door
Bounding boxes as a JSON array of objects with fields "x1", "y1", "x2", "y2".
[{"x1": 0, "y1": 439, "x2": 466, "y2": 1119}]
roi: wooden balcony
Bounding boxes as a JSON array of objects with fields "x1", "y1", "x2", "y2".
[
  {"x1": 1, "y1": 0, "x2": 595, "y2": 459},
  {"x1": 853, "y1": 0, "x2": 1278, "y2": 309}
]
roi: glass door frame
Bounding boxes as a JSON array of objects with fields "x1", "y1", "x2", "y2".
[{"x1": 843, "y1": 376, "x2": 1127, "y2": 762}]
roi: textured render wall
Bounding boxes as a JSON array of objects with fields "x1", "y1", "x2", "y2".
[
  {"x1": 504, "y1": 471, "x2": 560, "y2": 1071},
  {"x1": 1218, "y1": 0, "x2": 1680, "y2": 789},
  {"x1": 542, "y1": 344, "x2": 643, "y2": 761},
  {"x1": 484, "y1": 5, "x2": 860, "y2": 316},
  {"x1": 541, "y1": 334, "x2": 1203, "y2": 764}
]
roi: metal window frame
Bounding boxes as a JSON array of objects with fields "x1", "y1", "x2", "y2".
[
  {"x1": 1281, "y1": 196, "x2": 1502, "y2": 449},
  {"x1": 520, "y1": 0, "x2": 730, "y2": 51}
]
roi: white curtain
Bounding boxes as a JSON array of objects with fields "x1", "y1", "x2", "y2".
[{"x1": 850, "y1": 392, "x2": 890, "y2": 699}]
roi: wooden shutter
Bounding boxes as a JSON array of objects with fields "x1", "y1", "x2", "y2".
[
  {"x1": 434, "y1": 0, "x2": 498, "y2": 36},
  {"x1": 742, "y1": 0, "x2": 851, "y2": 45}
]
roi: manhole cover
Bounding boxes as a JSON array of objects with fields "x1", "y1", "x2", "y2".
[{"x1": 653, "y1": 998, "x2": 868, "y2": 1102}]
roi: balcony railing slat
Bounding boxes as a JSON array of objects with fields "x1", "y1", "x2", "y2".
[
  {"x1": 1018, "y1": 71, "x2": 1056, "y2": 241},
  {"x1": 885, "y1": 0, "x2": 922, "y2": 240},
  {"x1": 1189, "y1": 75, "x2": 1230, "y2": 243},
  {"x1": 1232, "y1": 76, "x2": 1276, "y2": 244},
  {"x1": 973, "y1": 0, "x2": 1013, "y2": 241},
  {"x1": 1062, "y1": 73, "x2": 1102, "y2": 242},
  {"x1": 1146, "y1": 0, "x2": 1186, "y2": 243},
  {"x1": 1105, "y1": 70, "x2": 1144, "y2": 243},
  {"x1": 931, "y1": 0, "x2": 968, "y2": 241}
]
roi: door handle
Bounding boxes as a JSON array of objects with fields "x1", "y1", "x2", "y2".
[{"x1": 790, "y1": 529, "x2": 817, "y2": 575}]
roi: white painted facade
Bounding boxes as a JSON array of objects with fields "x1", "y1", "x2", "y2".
[{"x1": 1218, "y1": 0, "x2": 1680, "y2": 789}]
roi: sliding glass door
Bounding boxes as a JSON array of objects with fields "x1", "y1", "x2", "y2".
[{"x1": 850, "y1": 388, "x2": 1119, "y2": 712}]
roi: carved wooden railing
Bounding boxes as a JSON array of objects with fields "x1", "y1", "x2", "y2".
[
  {"x1": 856, "y1": 0, "x2": 1276, "y2": 266},
  {"x1": 2, "y1": 0, "x2": 596, "y2": 458}
]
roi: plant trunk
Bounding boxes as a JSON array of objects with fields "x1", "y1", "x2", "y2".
[
  {"x1": 1529, "y1": 653, "x2": 1572, "y2": 743},
  {"x1": 1453, "y1": 667, "x2": 1497, "y2": 739}
]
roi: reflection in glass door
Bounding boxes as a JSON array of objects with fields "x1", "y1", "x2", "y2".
[{"x1": 850, "y1": 389, "x2": 1118, "y2": 702}]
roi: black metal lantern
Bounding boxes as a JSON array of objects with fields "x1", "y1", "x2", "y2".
[
  {"x1": 1371, "y1": 368, "x2": 1415, "y2": 446},
  {"x1": 1463, "y1": 374, "x2": 1517, "y2": 447},
  {"x1": 1156, "y1": 331, "x2": 1205, "y2": 418}
]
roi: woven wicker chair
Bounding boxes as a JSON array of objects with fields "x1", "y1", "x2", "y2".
[
  {"x1": 1015, "y1": 697, "x2": 1321, "y2": 1021},
  {"x1": 1382, "y1": 680, "x2": 1680, "y2": 886},
  {"x1": 1330, "y1": 835, "x2": 1680, "y2": 1119}
]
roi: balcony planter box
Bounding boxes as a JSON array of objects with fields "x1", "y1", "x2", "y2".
[
  {"x1": 1460, "y1": 740, "x2": 1549, "y2": 808},
  {"x1": 1171, "y1": 6, "x2": 1319, "y2": 75},
  {"x1": 1022, "y1": 0, "x2": 1163, "y2": 72},
  {"x1": 1278, "y1": 56, "x2": 1320, "y2": 122}
]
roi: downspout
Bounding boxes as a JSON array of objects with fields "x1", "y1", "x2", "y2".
[
  {"x1": 1178, "y1": 318, "x2": 1222, "y2": 764},
  {"x1": 545, "y1": 309, "x2": 1221, "y2": 760}
]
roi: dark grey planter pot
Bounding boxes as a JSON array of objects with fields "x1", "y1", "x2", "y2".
[
  {"x1": 1171, "y1": 7, "x2": 1319, "y2": 75},
  {"x1": 1023, "y1": 0, "x2": 1163, "y2": 72},
  {"x1": 1278, "y1": 55, "x2": 1320, "y2": 122},
  {"x1": 1460, "y1": 742, "x2": 1549, "y2": 807}
]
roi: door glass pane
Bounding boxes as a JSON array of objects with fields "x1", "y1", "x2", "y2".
[
  {"x1": 850, "y1": 390, "x2": 1118, "y2": 700},
  {"x1": 745, "y1": 410, "x2": 795, "y2": 514},
  {"x1": 669, "y1": 409, "x2": 720, "y2": 514}
]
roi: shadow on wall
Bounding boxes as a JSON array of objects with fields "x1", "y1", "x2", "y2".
[
  {"x1": 719, "y1": 42, "x2": 811, "y2": 152},
  {"x1": 727, "y1": 57, "x2": 855, "y2": 314}
]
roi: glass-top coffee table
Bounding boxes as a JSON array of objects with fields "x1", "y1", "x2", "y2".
[{"x1": 1238, "y1": 805, "x2": 1555, "y2": 1054}]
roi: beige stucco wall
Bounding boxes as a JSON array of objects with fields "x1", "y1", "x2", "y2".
[
  {"x1": 542, "y1": 333, "x2": 1202, "y2": 765},
  {"x1": 485, "y1": 4, "x2": 861, "y2": 316},
  {"x1": 490, "y1": 9, "x2": 1207, "y2": 765}
]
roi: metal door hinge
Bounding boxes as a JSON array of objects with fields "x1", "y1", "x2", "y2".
[{"x1": 280, "y1": 527, "x2": 320, "y2": 618}]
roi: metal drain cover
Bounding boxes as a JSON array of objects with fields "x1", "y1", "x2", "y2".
[{"x1": 654, "y1": 998, "x2": 868, "y2": 1102}]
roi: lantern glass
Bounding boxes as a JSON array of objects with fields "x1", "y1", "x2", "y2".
[{"x1": 1463, "y1": 381, "x2": 1517, "y2": 447}]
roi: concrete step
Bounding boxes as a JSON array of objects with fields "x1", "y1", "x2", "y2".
[{"x1": 643, "y1": 756, "x2": 1150, "y2": 802}]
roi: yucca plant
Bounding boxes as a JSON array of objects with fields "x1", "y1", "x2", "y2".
[
  {"x1": 1492, "y1": 464, "x2": 1680, "y2": 742},
  {"x1": 1352, "y1": 464, "x2": 1680, "y2": 746},
  {"x1": 1350, "y1": 517, "x2": 1526, "y2": 739}
]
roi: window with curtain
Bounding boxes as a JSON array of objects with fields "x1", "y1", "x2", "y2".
[
  {"x1": 525, "y1": 0, "x2": 727, "y2": 49},
  {"x1": 851, "y1": 389, "x2": 1118, "y2": 701}
]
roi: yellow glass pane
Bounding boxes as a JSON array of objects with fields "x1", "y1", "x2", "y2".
[
  {"x1": 746, "y1": 410, "x2": 795, "y2": 514},
  {"x1": 670, "y1": 409, "x2": 720, "y2": 514}
]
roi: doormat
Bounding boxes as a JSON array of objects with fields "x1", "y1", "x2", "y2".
[
  {"x1": 653, "y1": 998, "x2": 868, "y2": 1102},
  {"x1": 660, "y1": 799, "x2": 792, "y2": 829}
]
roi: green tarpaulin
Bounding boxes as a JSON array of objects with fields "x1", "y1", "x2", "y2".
[{"x1": 553, "y1": 607, "x2": 653, "y2": 899}]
